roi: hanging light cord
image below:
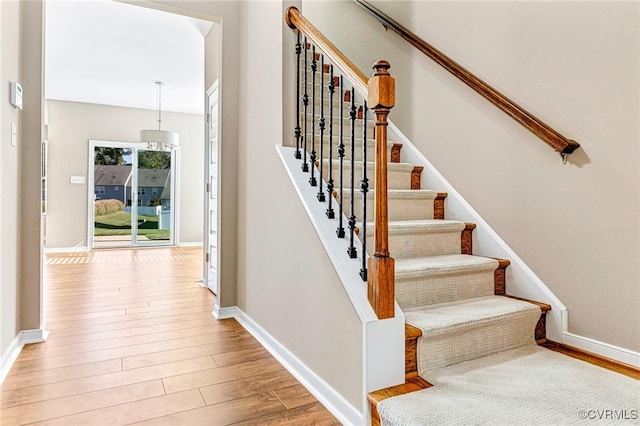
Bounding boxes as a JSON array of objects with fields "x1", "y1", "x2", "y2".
[{"x1": 155, "y1": 81, "x2": 164, "y2": 131}]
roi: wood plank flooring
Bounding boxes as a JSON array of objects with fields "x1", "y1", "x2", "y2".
[{"x1": 1, "y1": 247, "x2": 339, "y2": 425}]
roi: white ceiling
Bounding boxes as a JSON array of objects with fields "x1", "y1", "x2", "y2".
[{"x1": 45, "y1": 0, "x2": 212, "y2": 114}]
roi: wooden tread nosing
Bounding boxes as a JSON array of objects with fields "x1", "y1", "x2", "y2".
[{"x1": 434, "y1": 192, "x2": 447, "y2": 220}]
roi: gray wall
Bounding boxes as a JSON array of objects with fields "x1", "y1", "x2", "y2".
[
  {"x1": 1, "y1": 0, "x2": 23, "y2": 355},
  {"x1": 301, "y1": 0, "x2": 640, "y2": 352},
  {"x1": 0, "y1": 0, "x2": 45, "y2": 354},
  {"x1": 45, "y1": 100, "x2": 204, "y2": 248}
]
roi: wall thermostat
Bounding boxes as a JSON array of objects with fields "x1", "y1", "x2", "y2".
[{"x1": 10, "y1": 82, "x2": 23, "y2": 110}]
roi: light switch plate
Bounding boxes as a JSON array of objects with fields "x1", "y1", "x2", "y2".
[{"x1": 70, "y1": 176, "x2": 85, "y2": 184}]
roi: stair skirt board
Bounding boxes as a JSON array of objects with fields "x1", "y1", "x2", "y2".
[
  {"x1": 395, "y1": 255, "x2": 498, "y2": 308},
  {"x1": 405, "y1": 296, "x2": 541, "y2": 373},
  {"x1": 377, "y1": 345, "x2": 640, "y2": 426}
]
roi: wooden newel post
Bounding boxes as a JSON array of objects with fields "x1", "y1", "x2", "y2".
[{"x1": 367, "y1": 60, "x2": 395, "y2": 320}]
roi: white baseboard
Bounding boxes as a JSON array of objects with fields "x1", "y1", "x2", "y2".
[
  {"x1": 44, "y1": 246, "x2": 89, "y2": 253},
  {"x1": 211, "y1": 304, "x2": 236, "y2": 320},
  {"x1": 178, "y1": 242, "x2": 203, "y2": 247},
  {"x1": 0, "y1": 334, "x2": 23, "y2": 385},
  {"x1": 0, "y1": 328, "x2": 49, "y2": 385},
  {"x1": 563, "y1": 332, "x2": 640, "y2": 368},
  {"x1": 216, "y1": 306, "x2": 363, "y2": 425}
]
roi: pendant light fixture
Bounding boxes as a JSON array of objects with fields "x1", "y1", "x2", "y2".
[{"x1": 140, "y1": 81, "x2": 179, "y2": 151}]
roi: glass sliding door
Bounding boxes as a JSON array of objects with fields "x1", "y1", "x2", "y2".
[
  {"x1": 132, "y1": 147, "x2": 175, "y2": 245},
  {"x1": 90, "y1": 140, "x2": 177, "y2": 249},
  {"x1": 92, "y1": 144, "x2": 134, "y2": 248}
]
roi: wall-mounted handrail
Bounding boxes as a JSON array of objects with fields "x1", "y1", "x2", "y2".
[
  {"x1": 285, "y1": 6, "x2": 395, "y2": 319},
  {"x1": 353, "y1": 0, "x2": 581, "y2": 156}
]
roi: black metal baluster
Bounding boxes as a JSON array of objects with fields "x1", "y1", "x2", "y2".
[
  {"x1": 294, "y1": 31, "x2": 302, "y2": 159},
  {"x1": 309, "y1": 46, "x2": 317, "y2": 186},
  {"x1": 326, "y1": 65, "x2": 336, "y2": 219},
  {"x1": 301, "y1": 38, "x2": 309, "y2": 172},
  {"x1": 317, "y1": 55, "x2": 326, "y2": 201},
  {"x1": 347, "y1": 87, "x2": 357, "y2": 259},
  {"x1": 360, "y1": 101, "x2": 369, "y2": 280},
  {"x1": 336, "y1": 76, "x2": 345, "y2": 238}
]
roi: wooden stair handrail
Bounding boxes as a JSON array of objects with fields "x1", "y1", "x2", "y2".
[
  {"x1": 285, "y1": 6, "x2": 395, "y2": 319},
  {"x1": 286, "y1": 7, "x2": 369, "y2": 99},
  {"x1": 353, "y1": 0, "x2": 581, "y2": 156}
]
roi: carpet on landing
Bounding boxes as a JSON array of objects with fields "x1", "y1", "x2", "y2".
[{"x1": 377, "y1": 345, "x2": 640, "y2": 425}]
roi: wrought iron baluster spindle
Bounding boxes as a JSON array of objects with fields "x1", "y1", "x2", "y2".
[
  {"x1": 294, "y1": 31, "x2": 302, "y2": 159},
  {"x1": 301, "y1": 38, "x2": 309, "y2": 172},
  {"x1": 360, "y1": 101, "x2": 369, "y2": 280},
  {"x1": 347, "y1": 87, "x2": 357, "y2": 259},
  {"x1": 317, "y1": 55, "x2": 326, "y2": 201},
  {"x1": 326, "y1": 65, "x2": 336, "y2": 219},
  {"x1": 309, "y1": 46, "x2": 318, "y2": 187},
  {"x1": 336, "y1": 76, "x2": 345, "y2": 238}
]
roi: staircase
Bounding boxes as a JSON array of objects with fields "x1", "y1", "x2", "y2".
[
  {"x1": 302, "y1": 62, "x2": 552, "y2": 425},
  {"x1": 286, "y1": 6, "x2": 638, "y2": 426}
]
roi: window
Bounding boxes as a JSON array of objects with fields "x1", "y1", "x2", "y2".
[
  {"x1": 115, "y1": 186, "x2": 119, "y2": 191},
  {"x1": 95, "y1": 186, "x2": 105, "y2": 195},
  {"x1": 152, "y1": 188, "x2": 158, "y2": 196},
  {"x1": 138, "y1": 188, "x2": 146, "y2": 196}
]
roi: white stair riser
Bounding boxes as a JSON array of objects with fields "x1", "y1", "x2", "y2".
[
  {"x1": 417, "y1": 310, "x2": 539, "y2": 372},
  {"x1": 396, "y1": 270, "x2": 495, "y2": 309},
  {"x1": 339, "y1": 192, "x2": 435, "y2": 221}
]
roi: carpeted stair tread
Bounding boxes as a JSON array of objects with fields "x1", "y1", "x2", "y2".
[
  {"x1": 360, "y1": 220, "x2": 466, "y2": 258},
  {"x1": 340, "y1": 189, "x2": 438, "y2": 221},
  {"x1": 405, "y1": 295, "x2": 541, "y2": 372},
  {"x1": 328, "y1": 161, "x2": 414, "y2": 173},
  {"x1": 323, "y1": 161, "x2": 416, "y2": 190},
  {"x1": 404, "y1": 295, "x2": 539, "y2": 336},
  {"x1": 379, "y1": 219, "x2": 465, "y2": 234},
  {"x1": 377, "y1": 345, "x2": 640, "y2": 426},
  {"x1": 396, "y1": 254, "x2": 498, "y2": 277},
  {"x1": 318, "y1": 140, "x2": 396, "y2": 162},
  {"x1": 395, "y1": 255, "x2": 498, "y2": 308}
]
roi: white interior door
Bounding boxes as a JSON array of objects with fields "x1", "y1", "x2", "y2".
[{"x1": 204, "y1": 82, "x2": 219, "y2": 294}]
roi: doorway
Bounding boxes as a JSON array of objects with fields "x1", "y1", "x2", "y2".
[{"x1": 88, "y1": 140, "x2": 178, "y2": 249}]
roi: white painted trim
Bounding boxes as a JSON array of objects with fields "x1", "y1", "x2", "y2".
[
  {"x1": 229, "y1": 306, "x2": 364, "y2": 426},
  {"x1": 563, "y1": 332, "x2": 640, "y2": 368},
  {"x1": 387, "y1": 121, "x2": 568, "y2": 342},
  {"x1": 0, "y1": 328, "x2": 49, "y2": 385}
]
